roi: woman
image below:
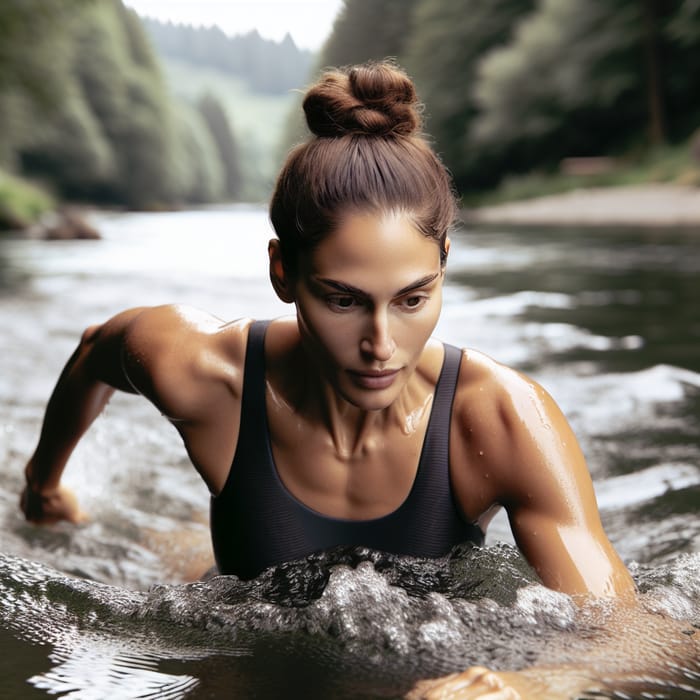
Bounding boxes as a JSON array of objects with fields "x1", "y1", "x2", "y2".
[{"x1": 21, "y1": 61, "x2": 636, "y2": 696}]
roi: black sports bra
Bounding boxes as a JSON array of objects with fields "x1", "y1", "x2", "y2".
[{"x1": 210, "y1": 320, "x2": 484, "y2": 579}]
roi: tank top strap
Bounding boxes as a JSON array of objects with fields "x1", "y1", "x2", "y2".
[
  {"x1": 406, "y1": 342, "x2": 463, "y2": 515},
  {"x1": 218, "y1": 320, "x2": 269, "y2": 495},
  {"x1": 239, "y1": 319, "x2": 269, "y2": 426}
]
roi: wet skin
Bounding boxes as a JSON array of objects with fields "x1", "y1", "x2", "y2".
[
  {"x1": 264, "y1": 210, "x2": 451, "y2": 518},
  {"x1": 278, "y1": 209, "x2": 445, "y2": 414},
  {"x1": 22, "y1": 208, "x2": 637, "y2": 699},
  {"x1": 22, "y1": 208, "x2": 636, "y2": 591}
]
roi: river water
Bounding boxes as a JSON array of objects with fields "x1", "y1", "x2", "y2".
[{"x1": 0, "y1": 207, "x2": 698, "y2": 699}]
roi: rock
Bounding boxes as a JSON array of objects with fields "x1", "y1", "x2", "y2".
[{"x1": 31, "y1": 208, "x2": 101, "y2": 240}]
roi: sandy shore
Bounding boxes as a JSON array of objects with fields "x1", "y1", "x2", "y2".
[{"x1": 464, "y1": 183, "x2": 700, "y2": 228}]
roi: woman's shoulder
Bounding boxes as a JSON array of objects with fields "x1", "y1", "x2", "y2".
[
  {"x1": 452, "y1": 345, "x2": 567, "y2": 452},
  {"x1": 126, "y1": 303, "x2": 252, "y2": 340},
  {"x1": 454, "y1": 346, "x2": 535, "y2": 391},
  {"x1": 452, "y1": 346, "x2": 553, "y2": 426},
  {"x1": 122, "y1": 306, "x2": 257, "y2": 417}
]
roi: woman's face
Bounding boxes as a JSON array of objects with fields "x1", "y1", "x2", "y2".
[{"x1": 289, "y1": 210, "x2": 446, "y2": 411}]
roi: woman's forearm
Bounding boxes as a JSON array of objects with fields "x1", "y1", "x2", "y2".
[
  {"x1": 25, "y1": 309, "x2": 146, "y2": 494},
  {"x1": 25, "y1": 336, "x2": 117, "y2": 493}
]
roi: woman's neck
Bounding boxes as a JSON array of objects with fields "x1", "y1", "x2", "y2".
[
  {"x1": 266, "y1": 326, "x2": 437, "y2": 462},
  {"x1": 312, "y1": 369, "x2": 433, "y2": 462}
]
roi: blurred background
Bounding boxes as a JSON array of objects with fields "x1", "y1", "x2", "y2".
[{"x1": 1, "y1": 0, "x2": 699, "y2": 231}]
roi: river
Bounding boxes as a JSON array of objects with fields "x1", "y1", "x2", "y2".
[{"x1": 0, "y1": 206, "x2": 698, "y2": 698}]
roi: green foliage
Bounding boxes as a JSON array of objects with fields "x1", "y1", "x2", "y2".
[
  {"x1": 3, "y1": 0, "x2": 698, "y2": 210},
  {"x1": 0, "y1": 1, "x2": 79, "y2": 104},
  {"x1": 0, "y1": 0, "x2": 82, "y2": 169},
  {"x1": 402, "y1": 0, "x2": 535, "y2": 189},
  {"x1": 319, "y1": 0, "x2": 421, "y2": 67},
  {"x1": 160, "y1": 56, "x2": 296, "y2": 201},
  {"x1": 19, "y1": 83, "x2": 117, "y2": 197},
  {"x1": 0, "y1": 0, "x2": 250, "y2": 210},
  {"x1": 467, "y1": 0, "x2": 700, "y2": 187},
  {"x1": 470, "y1": 1, "x2": 643, "y2": 149},
  {"x1": 467, "y1": 138, "x2": 700, "y2": 207},
  {"x1": 0, "y1": 169, "x2": 54, "y2": 231},
  {"x1": 63, "y1": 0, "x2": 179, "y2": 207},
  {"x1": 170, "y1": 103, "x2": 225, "y2": 204},
  {"x1": 659, "y1": 0, "x2": 700, "y2": 138},
  {"x1": 283, "y1": 0, "x2": 700, "y2": 194},
  {"x1": 197, "y1": 94, "x2": 243, "y2": 200}
]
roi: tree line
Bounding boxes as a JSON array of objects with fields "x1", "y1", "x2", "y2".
[
  {"x1": 3, "y1": 0, "x2": 698, "y2": 223},
  {"x1": 0, "y1": 0, "x2": 243, "y2": 213},
  {"x1": 142, "y1": 19, "x2": 314, "y2": 95},
  {"x1": 304, "y1": 0, "x2": 700, "y2": 194}
]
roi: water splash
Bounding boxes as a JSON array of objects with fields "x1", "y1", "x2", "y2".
[{"x1": 1, "y1": 546, "x2": 698, "y2": 699}]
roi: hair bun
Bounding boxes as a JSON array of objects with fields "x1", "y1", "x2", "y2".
[{"x1": 303, "y1": 61, "x2": 422, "y2": 138}]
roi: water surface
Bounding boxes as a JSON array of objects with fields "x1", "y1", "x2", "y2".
[{"x1": 0, "y1": 208, "x2": 698, "y2": 698}]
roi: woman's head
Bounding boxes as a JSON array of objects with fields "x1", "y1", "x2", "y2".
[{"x1": 269, "y1": 60, "x2": 458, "y2": 275}]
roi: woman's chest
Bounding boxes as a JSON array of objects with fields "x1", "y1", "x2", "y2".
[{"x1": 266, "y1": 405, "x2": 430, "y2": 520}]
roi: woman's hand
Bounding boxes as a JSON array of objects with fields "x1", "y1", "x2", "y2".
[
  {"x1": 20, "y1": 483, "x2": 88, "y2": 525},
  {"x1": 411, "y1": 667, "x2": 521, "y2": 700},
  {"x1": 409, "y1": 664, "x2": 599, "y2": 700}
]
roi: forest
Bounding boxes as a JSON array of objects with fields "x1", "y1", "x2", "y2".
[
  {"x1": 1, "y1": 0, "x2": 699, "y2": 230},
  {"x1": 309, "y1": 0, "x2": 700, "y2": 195},
  {"x1": 0, "y1": 0, "x2": 309, "y2": 228},
  {"x1": 142, "y1": 18, "x2": 314, "y2": 95}
]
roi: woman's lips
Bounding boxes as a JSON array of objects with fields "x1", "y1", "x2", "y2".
[{"x1": 347, "y1": 368, "x2": 400, "y2": 390}]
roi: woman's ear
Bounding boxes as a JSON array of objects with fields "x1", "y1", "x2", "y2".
[
  {"x1": 441, "y1": 236, "x2": 451, "y2": 268},
  {"x1": 268, "y1": 239, "x2": 295, "y2": 303}
]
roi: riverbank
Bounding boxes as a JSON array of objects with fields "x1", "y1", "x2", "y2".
[
  {"x1": 5, "y1": 182, "x2": 700, "y2": 236},
  {"x1": 464, "y1": 183, "x2": 700, "y2": 228}
]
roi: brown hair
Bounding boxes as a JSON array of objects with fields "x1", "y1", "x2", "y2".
[{"x1": 269, "y1": 61, "x2": 458, "y2": 272}]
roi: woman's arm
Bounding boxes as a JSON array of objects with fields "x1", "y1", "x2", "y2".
[
  {"x1": 431, "y1": 356, "x2": 643, "y2": 699},
  {"x1": 21, "y1": 308, "x2": 148, "y2": 523},
  {"x1": 22, "y1": 305, "x2": 248, "y2": 522},
  {"x1": 500, "y1": 376, "x2": 635, "y2": 601},
  {"x1": 453, "y1": 353, "x2": 635, "y2": 601}
]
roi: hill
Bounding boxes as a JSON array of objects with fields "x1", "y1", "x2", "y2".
[
  {"x1": 140, "y1": 18, "x2": 316, "y2": 200},
  {"x1": 159, "y1": 57, "x2": 300, "y2": 199},
  {"x1": 141, "y1": 18, "x2": 315, "y2": 95}
]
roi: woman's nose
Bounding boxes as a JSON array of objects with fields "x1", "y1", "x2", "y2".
[{"x1": 360, "y1": 310, "x2": 396, "y2": 362}]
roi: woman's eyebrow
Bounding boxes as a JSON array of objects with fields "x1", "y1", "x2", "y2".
[
  {"x1": 315, "y1": 272, "x2": 440, "y2": 297},
  {"x1": 396, "y1": 272, "x2": 440, "y2": 295}
]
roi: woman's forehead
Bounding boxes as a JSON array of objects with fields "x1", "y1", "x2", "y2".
[
  {"x1": 299, "y1": 212, "x2": 442, "y2": 293},
  {"x1": 315, "y1": 210, "x2": 439, "y2": 260}
]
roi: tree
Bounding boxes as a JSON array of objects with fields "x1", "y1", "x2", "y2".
[
  {"x1": 319, "y1": 0, "x2": 421, "y2": 68},
  {"x1": 70, "y1": 0, "x2": 179, "y2": 207},
  {"x1": 141, "y1": 19, "x2": 315, "y2": 95},
  {"x1": 402, "y1": 0, "x2": 536, "y2": 190},
  {"x1": 660, "y1": 0, "x2": 700, "y2": 139},
  {"x1": 170, "y1": 103, "x2": 225, "y2": 203},
  {"x1": 469, "y1": 0, "x2": 693, "y2": 176},
  {"x1": 197, "y1": 94, "x2": 243, "y2": 200},
  {"x1": 19, "y1": 84, "x2": 117, "y2": 199},
  {"x1": 0, "y1": 0, "x2": 84, "y2": 169},
  {"x1": 15, "y1": 0, "x2": 181, "y2": 207},
  {"x1": 278, "y1": 0, "x2": 422, "y2": 159}
]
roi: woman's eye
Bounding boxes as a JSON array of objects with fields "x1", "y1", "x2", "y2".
[
  {"x1": 327, "y1": 295, "x2": 357, "y2": 311},
  {"x1": 401, "y1": 295, "x2": 427, "y2": 310}
]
